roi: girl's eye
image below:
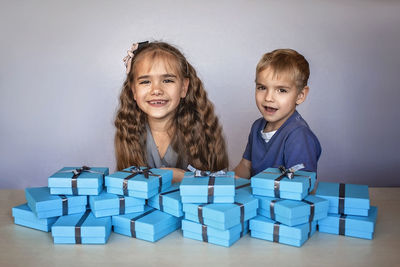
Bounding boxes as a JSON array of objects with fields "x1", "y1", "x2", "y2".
[
  {"x1": 256, "y1": 85, "x2": 266, "y2": 90},
  {"x1": 138, "y1": 80, "x2": 150, "y2": 85}
]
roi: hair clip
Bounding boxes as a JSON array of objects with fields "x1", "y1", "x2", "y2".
[{"x1": 123, "y1": 41, "x2": 149, "y2": 74}]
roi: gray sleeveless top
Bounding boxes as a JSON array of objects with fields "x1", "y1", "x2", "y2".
[{"x1": 146, "y1": 124, "x2": 187, "y2": 169}]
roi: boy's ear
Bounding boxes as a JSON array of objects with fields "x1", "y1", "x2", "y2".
[
  {"x1": 181, "y1": 78, "x2": 189, "y2": 98},
  {"x1": 296, "y1": 86, "x2": 309, "y2": 105}
]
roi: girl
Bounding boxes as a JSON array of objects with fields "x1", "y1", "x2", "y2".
[{"x1": 114, "y1": 41, "x2": 229, "y2": 182}]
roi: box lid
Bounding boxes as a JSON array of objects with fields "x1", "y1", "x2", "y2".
[
  {"x1": 48, "y1": 167, "x2": 109, "y2": 188},
  {"x1": 25, "y1": 187, "x2": 87, "y2": 213},
  {"x1": 180, "y1": 171, "x2": 235, "y2": 196},
  {"x1": 181, "y1": 219, "x2": 246, "y2": 240},
  {"x1": 12, "y1": 203, "x2": 59, "y2": 224},
  {"x1": 251, "y1": 167, "x2": 316, "y2": 195},
  {"x1": 105, "y1": 167, "x2": 172, "y2": 192},
  {"x1": 148, "y1": 183, "x2": 182, "y2": 215},
  {"x1": 315, "y1": 182, "x2": 370, "y2": 212},
  {"x1": 89, "y1": 191, "x2": 144, "y2": 211}
]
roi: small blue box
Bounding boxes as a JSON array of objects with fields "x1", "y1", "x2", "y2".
[
  {"x1": 180, "y1": 171, "x2": 235, "y2": 204},
  {"x1": 317, "y1": 206, "x2": 377, "y2": 240},
  {"x1": 148, "y1": 183, "x2": 183, "y2": 217},
  {"x1": 105, "y1": 166, "x2": 172, "y2": 199},
  {"x1": 235, "y1": 178, "x2": 251, "y2": 192},
  {"x1": 48, "y1": 166, "x2": 109, "y2": 196},
  {"x1": 315, "y1": 182, "x2": 370, "y2": 216},
  {"x1": 182, "y1": 185, "x2": 258, "y2": 230},
  {"x1": 12, "y1": 203, "x2": 59, "y2": 232},
  {"x1": 182, "y1": 219, "x2": 249, "y2": 247},
  {"x1": 251, "y1": 167, "x2": 316, "y2": 201},
  {"x1": 51, "y1": 210, "x2": 112, "y2": 244},
  {"x1": 25, "y1": 187, "x2": 87, "y2": 219},
  {"x1": 89, "y1": 191, "x2": 145, "y2": 218},
  {"x1": 256, "y1": 194, "x2": 329, "y2": 226},
  {"x1": 250, "y1": 215, "x2": 317, "y2": 247},
  {"x1": 112, "y1": 206, "x2": 181, "y2": 242}
]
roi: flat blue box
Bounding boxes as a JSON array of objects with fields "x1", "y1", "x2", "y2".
[
  {"x1": 148, "y1": 183, "x2": 183, "y2": 217},
  {"x1": 318, "y1": 206, "x2": 377, "y2": 240},
  {"x1": 112, "y1": 206, "x2": 181, "y2": 242},
  {"x1": 251, "y1": 168, "x2": 316, "y2": 201},
  {"x1": 250, "y1": 215, "x2": 317, "y2": 247},
  {"x1": 51, "y1": 210, "x2": 112, "y2": 244},
  {"x1": 182, "y1": 219, "x2": 249, "y2": 247},
  {"x1": 105, "y1": 166, "x2": 173, "y2": 199},
  {"x1": 256, "y1": 194, "x2": 329, "y2": 226},
  {"x1": 180, "y1": 171, "x2": 235, "y2": 204},
  {"x1": 89, "y1": 191, "x2": 145, "y2": 218},
  {"x1": 315, "y1": 182, "x2": 370, "y2": 216},
  {"x1": 12, "y1": 203, "x2": 58, "y2": 232},
  {"x1": 25, "y1": 187, "x2": 87, "y2": 219},
  {"x1": 48, "y1": 167, "x2": 109, "y2": 196},
  {"x1": 182, "y1": 185, "x2": 258, "y2": 230}
]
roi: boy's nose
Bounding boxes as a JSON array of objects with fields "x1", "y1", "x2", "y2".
[{"x1": 264, "y1": 90, "x2": 274, "y2": 102}]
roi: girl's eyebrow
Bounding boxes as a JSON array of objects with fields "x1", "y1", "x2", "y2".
[{"x1": 137, "y1": 74, "x2": 177, "y2": 80}]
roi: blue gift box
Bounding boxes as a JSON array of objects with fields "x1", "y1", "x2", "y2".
[
  {"x1": 256, "y1": 194, "x2": 329, "y2": 226},
  {"x1": 251, "y1": 167, "x2": 316, "y2": 201},
  {"x1": 317, "y1": 206, "x2": 377, "y2": 240},
  {"x1": 148, "y1": 183, "x2": 183, "y2": 217},
  {"x1": 182, "y1": 186, "x2": 258, "y2": 230},
  {"x1": 48, "y1": 166, "x2": 109, "y2": 196},
  {"x1": 51, "y1": 210, "x2": 112, "y2": 244},
  {"x1": 182, "y1": 219, "x2": 249, "y2": 247},
  {"x1": 315, "y1": 182, "x2": 370, "y2": 216},
  {"x1": 12, "y1": 203, "x2": 59, "y2": 232},
  {"x1": 89, "y1": 191, "x2": 145, "y2": 218},
  {"x1": 25, "y1": 187, "x2": 87, "y2": 219},
  {"x1": 180, "y1": 171, "x2": 235, "y2": 204},
  {"x1": 235, "y1": 178, "x2": 251, "y2": 192},
  {"x1": 112, "y1": 206, "x2": 181, "y2": 242},
  {"x1": 250, "y1": 215, "x2": 317, "y2": 247},
  {"x1": 105, "y1": 166, "x2": 172, "y2": 199}
]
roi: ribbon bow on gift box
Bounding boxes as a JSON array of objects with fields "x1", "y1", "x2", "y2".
[
  {"x1": 187, "y1": 164, "x2": 227, "y2": 178},
  {"x1": 120, "y1": 166, "x2": 162, "y2": 195},
  {"x1": 57, "y1": 166, "x2": 106, "y2": 195},
  {"x1": 278, "y1": 163, "x2": 305, "y2": 179}
]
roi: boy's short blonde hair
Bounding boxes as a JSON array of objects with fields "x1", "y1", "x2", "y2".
[{"x1": 256, "y1": 49, "x2": 310, "y2": 90}]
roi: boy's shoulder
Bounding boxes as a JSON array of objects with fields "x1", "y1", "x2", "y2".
[{"x1": 250, "y1": 117, "x2": 266, "y2": 132}]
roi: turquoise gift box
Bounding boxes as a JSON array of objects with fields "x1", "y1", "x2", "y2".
[
  {"x1": 182, "y1": 184, "x2": 258, "y2": 230},
  {"x1": 251, "y1": 167, "x2": 316, "y2": 201},
  {"x1": 89, "y1": 191, "x2": 145, "y2": 218},
  {"x1": 250, "y1": 215, "x2": 317, "y2": 247},
  {"x1": 51, "y1": 210, "x2": 112, "y2": 244},
  {"x1": 105, "y1": 166, "x2": 172, "y2": 199},
  {"x1": 148, "y1": 183, "x2": 183, "y2": 217},
  {"x1": 317, "y1": 206, "x2": 377, "y2": 240},
  {"x1": 12, "y1": 203, "x2": 59, "y2": 232},
  {"x1": 48, "y1": 166, "x2": 109, "y2": 196},
  {"x1": 112, "y1": 206, "x2": 181, "y2": 242},
  {"x1": 180, "y1": 171, "x2": 235, "y2": 204},
  {"x1": 315, "y1": 182, "x2": 370, "y2": 216},
  {"x1": 256, "y1": 194, "x2": 329, "y2": 226},
  {"x1": 182, "y1": 219, "x2": 249, "y2": 247},
  {"x1": 25, "y1": 187, "x2": 87, "y2": 219}
]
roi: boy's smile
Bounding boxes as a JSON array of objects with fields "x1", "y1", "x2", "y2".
[{"x1": 255, "y1": 67, "x2": 308, "y2": 132}]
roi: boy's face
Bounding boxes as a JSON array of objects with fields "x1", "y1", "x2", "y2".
[{"x1": 255, "y1": 67, "x2": 308, "y2": 132}]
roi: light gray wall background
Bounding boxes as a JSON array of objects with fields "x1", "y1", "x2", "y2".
[{"x1": 1, "y1": 0, "x2": 399, "y2": 188}]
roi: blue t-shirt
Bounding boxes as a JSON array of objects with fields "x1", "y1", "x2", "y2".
[{"x1": 243, "y1": 110, "x2": 321, "y2": 176}]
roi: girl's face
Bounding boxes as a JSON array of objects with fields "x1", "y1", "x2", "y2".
[{"x1": 132, "y1": 55, "x2": 189, "y2": 123}]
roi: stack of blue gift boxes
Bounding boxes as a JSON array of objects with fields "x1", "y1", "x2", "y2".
[{"x1": 11, "y1": 164, "x2": 378, "y2": 247}]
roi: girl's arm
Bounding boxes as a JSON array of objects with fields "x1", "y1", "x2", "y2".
[
  {"x1": 234, "y1": 158, "x2": 252, "y2": 179},
  {"x1": 160, "y1": 167, "x2": 186, "y2": 183}
]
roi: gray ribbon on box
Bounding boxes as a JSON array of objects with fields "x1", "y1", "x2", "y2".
[
  {"x1": 130, "y1": 208, "x2": 156, "y2": 238},
  {"x1": 75, "y1": 209, "x2": 91, "y2": 244},
  {"x1": 262, "y1": 163, "x2": 311, "y2": 198},
  {"x1": 118, "y1": 195, "x2": 125, "y2": 215},
  {"x1": 302, "y1": 199, "x2": 315, "y2": 222},
  {"x1": 197, "y1": 204, "x2": 207, "y2": 224},
  {"x1": 234, "y1": 201, "x2": 245, "y2": 223},
  {"x1": 57, "y1": 166, "x2": 105, "y2": 195},
  {"x1": 120, "y1": 167, "x2": 162, "y2": 196},
  {"x1": 273, "y1": 222, "x2": 280, "y2": 243},
  {"x1": 339, "y1": 214, "x2": 346, "y2": 235},
  {"x1": 187, "y1": 165, "x2": 228, "y2": 203},
  {"x1": 269, "y1": 199, "x2": 281, "y2": 221},
  {"x1": 240, "y1": 222, "x2": 245, "y2": 237},
  {"x1": 59, "y1": 195, "x2": 68, "y2": 216},
  {"x1": 159, "y1": 188, "x2": 180, "y2": 212},
  {"x1": 338, "y1": 183, "x2": 346, "y2": 214},
  {"x1": 202, "y1": 225, "x2": 208, "y2": 242}
]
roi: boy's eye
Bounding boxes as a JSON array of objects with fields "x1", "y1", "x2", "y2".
[
  {"x1": 256, "y1": 85, "x2": 266, "y2": 90},
  {"x1": 278, "y1": 88, "x2": 288, "y2": 93},
  {"x1": 163, "y1": 79, "x2": 174, "y2": 83}
]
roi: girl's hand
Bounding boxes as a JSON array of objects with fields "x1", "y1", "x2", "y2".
[{"x1": 160, "y1": 167, "x2": 186, "y2": 183}]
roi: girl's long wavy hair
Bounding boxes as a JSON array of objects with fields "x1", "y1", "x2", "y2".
[{"x1": 114, "y1": 41, "x2": 229, "y2": 171}]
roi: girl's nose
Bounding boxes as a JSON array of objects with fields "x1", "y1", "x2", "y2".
[{"x1": 150, "y1": 82, "x2": 163, "y2": 95}]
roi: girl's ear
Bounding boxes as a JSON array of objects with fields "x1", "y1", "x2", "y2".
[
  {"x1": 296, "y1": 86, "x2": 309, "y2": 105},
  {"x1": 131, "y1": 84, "x2": 137, "y2": 101},
  {"x1": 181, "y1": 78, "x2": 189, "y2": 98}
]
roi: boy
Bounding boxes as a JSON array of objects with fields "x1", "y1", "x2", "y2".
[{"x1": 234, "y1": 49, "x2": 321, "y2": 178}]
